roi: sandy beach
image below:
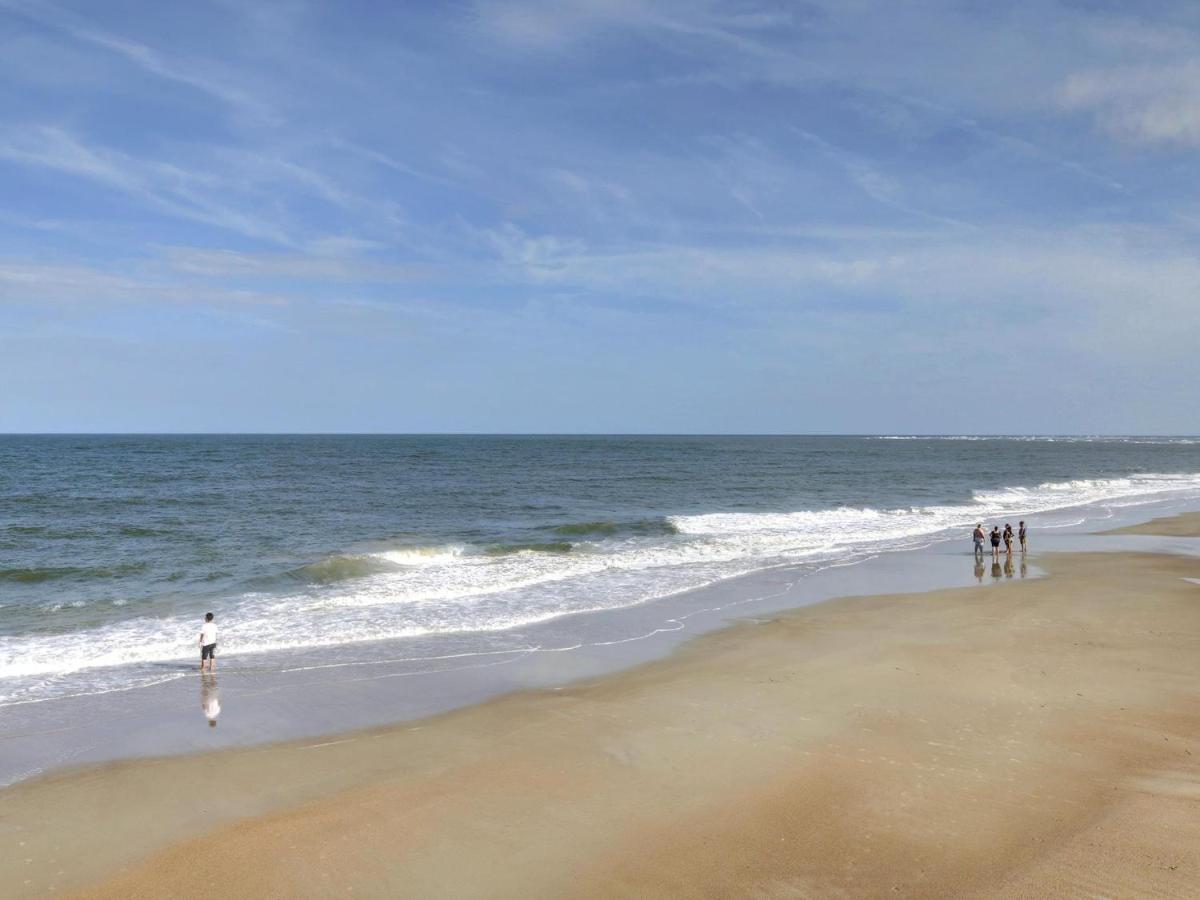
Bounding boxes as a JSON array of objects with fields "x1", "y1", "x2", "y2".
[{"x1": 3, "y1": 518, "x2": 1199, "y2": 898}]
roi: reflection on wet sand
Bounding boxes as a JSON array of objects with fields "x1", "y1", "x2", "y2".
[
  {"x1": 974, "y1": 552, "x2": 1029, "y2": 582},
  {"x1": 200, "y1": 674, "x2": 221, "y2": 728}
]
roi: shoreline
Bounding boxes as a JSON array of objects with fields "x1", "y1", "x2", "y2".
[
  {"x1": 3, "y1": 515, "x2": 1200, "y2": 897},
  {"x1": 5, "y1": 495, "x2": 1197, "y2": 791}
]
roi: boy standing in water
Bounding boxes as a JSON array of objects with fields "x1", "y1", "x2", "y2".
[
  {"x1": 972, "y1": 524, "x2": 985, "y2": 558},
  {"x1": 1019, "y1": 521, "x2": 1028, "y2": 552},
  {"x1": 199, "y1": 612, "x2": 217, "y2": 672}
]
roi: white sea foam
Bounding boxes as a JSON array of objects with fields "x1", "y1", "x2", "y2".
[
  {"x1": 971, "y1": 474, "x2": 1200, "y2": 508},
  {"x1": 376, "y1": 545, "x2": 466, "y2": 566},
  {"x1": 3, "y1": 471, "x2": 1200, "y2": 705}
]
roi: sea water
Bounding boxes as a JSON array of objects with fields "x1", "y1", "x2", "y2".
[{"x1": 2, "y1": 434, "x2": 1199, "y2": 710}]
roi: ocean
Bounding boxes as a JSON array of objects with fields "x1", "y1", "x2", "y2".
[{"x1": 3, "y1": 434, "x2": 1200, "y2": 711}]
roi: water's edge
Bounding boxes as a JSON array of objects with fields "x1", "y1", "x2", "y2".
[{"x1": 3, "y1": 495, "x2": 1198, "y2": 789}]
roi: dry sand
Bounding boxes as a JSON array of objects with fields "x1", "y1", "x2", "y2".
[{"x1": 3, "y1": 519, "x2": 1199, "y2": 898}]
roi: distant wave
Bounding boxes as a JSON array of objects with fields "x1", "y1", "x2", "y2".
[
  {"x1": 288, "y1": 545, "x2": 467, "y2": 584},
  {"x1": 288, "y1": 554, "x2": 401, "y2": 584},
  {"x1": 552, "y1": 518, "x2": 680, "y2": 537},
  {"x1": 0, "y1": 562, "x2": 148, "y2": 584},
  {"x1": 117, "y1": 525, "x2": 166, "y2": 538},
  {"x1": 289, "y1": 540, "x2": 579, "y2": 586},
  {"x1": 971, "y1": 474, "x2": 1200, "y2": 508},
  {"x1": 484, "y1": 541, "x2": 574, "y2": 556},
  {"x1": 288, "y1": 522, "x2": 682, "y2": 588}
]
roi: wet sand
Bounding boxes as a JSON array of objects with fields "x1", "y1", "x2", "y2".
[
  {"x1": 1101, "y1": 511, "x2": 1200, "y2": 537},
  {"x1": 3, "y1": 521, "x2": 1200, "y2": 898}
]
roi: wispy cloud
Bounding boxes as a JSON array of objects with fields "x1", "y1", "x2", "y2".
[
  {"x1": 0, "y1": 125, "x2": 419, "y2": 249},
  {"x1": 790, "y1": 128, "x2": 974, "y2": 228},
  {"x1": 1059, "y1": 62, "x2": 1200, "y2": 148},
  {"x1": 469, "y1": 0, "x2": 656, "y2": 50},
  {"x1": 156, "y1": 246, "x2": 421, "y2": 282},
  {"x1": 328, "y1": 138, "x2": 459, "y2": 188},
  {"x1": 464, "y1": 221, "x2": 1200, "y2": 351},
  {"x1": 0, "y1": 126, "x2": 295, "y2": 243},
  {"x1": 0, "y1": 261, "x2": 289, "y2": 307},
  {"x1": 0, "y1": 0, "x2": 278, "y2": 122}
]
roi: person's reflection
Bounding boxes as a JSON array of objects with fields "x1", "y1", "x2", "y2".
[
  {"x1": 1004, "y1": 555, "x2": 1015, "y2": 578},
  {"x1": 1020, "y1": 559, "x2": 1027, "y2": 579},
  {"x1": 200, "y1": 673, "x2": 221, "y2": 728},
  {"x1": 974, "y1": 558, "x2": 985, "y2": 583},
  {"x1": 991, "y1": 560, "x2": 1002, "y2": 580}
]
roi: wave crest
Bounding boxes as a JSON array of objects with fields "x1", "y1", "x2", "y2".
[
  {"x1": 551, "y1": 518, "x2": 679, "y2": 537},
  {"x1": 484, "y1": 541, "x2": 574, "y2": 556}
]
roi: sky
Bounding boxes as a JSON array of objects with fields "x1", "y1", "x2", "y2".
[{"x1": 1, "y1": 0, "x2": 1198, "y2": 434}]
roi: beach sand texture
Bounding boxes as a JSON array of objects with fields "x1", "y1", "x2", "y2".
[
  {"x1": 1101, "y1": 511, "x2": 1200, "y2": 537},
  {"x1": 3, "y1": 521, "x2": 1199, "y2": 898}
]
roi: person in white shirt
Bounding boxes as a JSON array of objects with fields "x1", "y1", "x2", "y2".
[{"x1": 199, "y1": 612, "x2": 218, "y2": 672}]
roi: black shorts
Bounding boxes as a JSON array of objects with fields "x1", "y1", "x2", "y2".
[{"x1": 201, "y1": 643, "x2": 217, "y2": 660}]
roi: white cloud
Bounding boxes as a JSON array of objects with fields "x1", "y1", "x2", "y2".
[
  {"x1": 477, "y1": 223, "x2": 587, "y2": 276},
  {"x1": 1059, "y1": 62, "x2": 1200, "y2": 148}
]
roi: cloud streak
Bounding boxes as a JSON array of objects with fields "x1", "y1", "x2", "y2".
[
  {"x1": 0, "y1": 0, "x2": 278, "y2": 121},
  {"x1": 0, "y1": 126, "x2": 295, "y2": 243}
]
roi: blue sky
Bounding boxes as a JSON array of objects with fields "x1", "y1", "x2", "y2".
[{"x1": 1, "y1": 0, "x2": 1198, "y2": 433}]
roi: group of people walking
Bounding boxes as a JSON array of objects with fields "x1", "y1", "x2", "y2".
[{"x1": 972, "y1": 521, "x2": 1027, "y2": 560}]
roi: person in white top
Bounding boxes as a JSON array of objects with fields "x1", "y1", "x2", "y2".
[{"x1": 199, "y1": 612, "x2": 218, "y2": 672}]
